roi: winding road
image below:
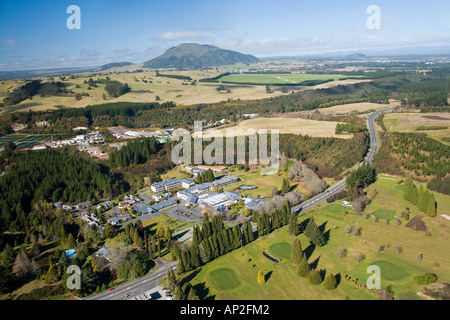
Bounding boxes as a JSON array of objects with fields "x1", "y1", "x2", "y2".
[
  {"x1": 86, "y1": 107, "x2": 391, "y2": 300},
  {"x1": 291, "y1": 107, "x2": 391, "y2": 214}
]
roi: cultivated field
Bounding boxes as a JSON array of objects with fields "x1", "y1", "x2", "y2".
[
  {"x1": 183, "y1": 175, "x2": 450, "y2": 300},
  {"x1": 218, "y1": 73, "x2": 362, "y2": 85},
  {"x1": 319, "y1": 102, "x2": 390, "y2": 114},
  {"x1": 0, "y1": 70, "x2": 371, "y2": 115},
  {"x1": 199, "y1": 117, "x2": 353, "y2": 139},
  {"x1": 383, "y1": 113, "x2": 450, "y2": 145}
]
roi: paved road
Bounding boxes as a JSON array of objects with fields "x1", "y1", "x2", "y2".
[
  {"x1": 88, "y1": 259, "x2": 177, "y2": 300},
  {"x1": 292, "y1": 107, "x2": 391, "y2": 214}
]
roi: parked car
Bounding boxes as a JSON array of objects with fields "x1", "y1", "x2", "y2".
[{"x1": 108, "y1": 288, "x2": 115, "y2": 292}]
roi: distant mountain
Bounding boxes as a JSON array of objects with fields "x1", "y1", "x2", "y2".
[
  {"x1": 143, "y1": 43, "x2": 261, "y2": 69},
  {"x1": 98, "y1": 62, "x2": 134, "y2": 71},
  {"x1": 345, "y1": 53, "x2": 367, "y2": 59}
]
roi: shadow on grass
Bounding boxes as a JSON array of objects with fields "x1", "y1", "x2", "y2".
[
  {"x1": 265, "y1": 271, "x2": 273, "y2": 283},
  {"x1": 180, "y1": 268, "x2": 202, "y2": 287},
  {"x1": 303, "y1": 243, "x2": 316, "y2": 260},
  {"x1": 309, "y1": 255, "x2": 321, "y2": 270},
  {"x1": 193, "y1": 282, "x2": 215, "y2": 300}
]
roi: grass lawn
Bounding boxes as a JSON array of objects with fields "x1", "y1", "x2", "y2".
[
  {"x1": 183, "y1": 174, "x2": 450, "y2": 300},
  {"x1": 207, "y1": 268, "x2": 242, "y2": 290},
  {"x1": 372, "y1": 208, "x2": 396, "y2": 220},
  {"x1": 324, "y1": 203, "x2": 350, "y2": 214},
  {"x1": 383, "y1": 112, "x2": 450, "y2": 145},
  {"x1": 224, "y1": 166, "x2": 306, "y2": 197},
  {"x1": 268, "y1": 242, "x2": 292, "y2": 260}
]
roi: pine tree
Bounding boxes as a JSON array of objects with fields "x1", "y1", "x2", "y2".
[
  {"x1": 257, "y1": 270, "x2": 265, "y2": 285},
  {"x1": 281, "y1": 178, "x2": 291, "y2": 194},
  {"x1": 426, "y1": 192, "x2": 437, "y2": 217},
  {"x1": 289, "y1": 212, "x2": 300, "y2": 236},
  {"x1": 307, "y1": 269, "x2": 323, "y2": 285},
  {"x1": 246, "y1": 222, "x2": 254, "y2": 243},
  {"x1": 190, "y1": 246, "x2": 200, "y2": 268},
  {"x1": 202, "y1": 213, "x2": 212, "y2": 238},
  {"x1": 297, "y1": 254, "x2": 310, "y2": 277},
  {"x1": 304, "y1": 217, "x2": 316, "y2": 238},
  {"x1": 410, "y1": 185, "x2": 419, "y2": 205},
  {"x1": 44, "y1": 263, "x2": 58, "y2": 284},
  {"x1": 165, "y1": 226, "x2": 172, "y2": 243},
  {"x1": 417, "y1": 185, "x2": 426, "y2": 211},
  {"x1": 403, "y1": 176, "x2": 413, "y2": 201},
  {"x1": 292, "y1": 238, "x2": 303, "y2": 265},
  {"x1": 323, "y1": 273, "x2": 338, "y2": 290},
  {"x1": 221, "y1": 229, "x2": 231, "y2": 253},
  {"x1": 177, "y1": 254, "x2": 185, "y2": 274},
  {"x1": 201, "y1": 239, "x2": 212, "y2": 262}
]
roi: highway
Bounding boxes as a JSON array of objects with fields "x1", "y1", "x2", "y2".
[
  {"x1": 291, "y1": 107, "x2": 391, "y2": 214},
  {"x1": 87, "y1": 259, "x2": 177, "y2": 300}
]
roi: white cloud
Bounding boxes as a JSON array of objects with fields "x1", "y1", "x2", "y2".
[
  {"x1": 154, "y1": 31, "x2": 212, "y2": 42},
  {"x1": 4, "y1": 39, "x2": 16, "y2": 47}
]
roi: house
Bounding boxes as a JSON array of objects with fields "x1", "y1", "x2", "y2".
[
  {"x1": 185, "y1": 195, "x2": 198, "y2": 207},
  {"x1": 211, "y1": 175, "x2": 239, "y2": 189},
  {"x1": 108, "y1": 213, "x2": 131, "y2": 225},
  {"x1": 181, "y1": 178, "x2": 195, "y2": 189},
  {"x1": 62, "y1": 205, "x2": 73, "y2": 211},
  {"x1": 75, "y1": 201, "x2": 91, "y2": 210},
  {"x1": 186, "y1": 182, "x2": 214, "y2": 194},
  {"x1": 53, "y1": 202, "x2": 62, "y2": 208},
  {"x1": 135, "y1": 203, "x2": 153, "y2": 215},
  {"x1": 152, "y1": 192, "x2": 172, "y2": 202},
  {"x1": 197, "y1": 191, "x2": 241, "y2": 211},
  {"x1": 151, "y1": 178, "x2": 182, "y2": 193},
  {"x1": 148, "y1": 199, "x2": 178, "y2": 213},
  {"x1": 94, "y1": 247, "x2": 112, "y2": 262}
]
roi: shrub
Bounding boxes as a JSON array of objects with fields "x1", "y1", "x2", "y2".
[
  {"x1": 323, "y1": 273, "x2": 338, "y2": 290},
  {"x1": 413, "y1": 273, "x2": 437, "y2": 285},
  {"x1": 307, "y1": 269, "x2": 324, "y2": 285}
]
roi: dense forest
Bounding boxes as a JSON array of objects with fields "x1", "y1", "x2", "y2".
[
  {"x1": 109, "y1": 137, "x2": 160, "y2": 167},
  {"x1": 279, "y1": 132, "x2": 370, "y2": 178},
  {"x1": 373, "y1": 132, "x2": 450, "y2": 180},
  {"x1": 0, "y1": 149, "x2": 126, "y2": 231}
]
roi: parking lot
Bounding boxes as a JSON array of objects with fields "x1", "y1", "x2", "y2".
[{"x1": 129, "y1": 285, "x2": 173, "y2": 300}]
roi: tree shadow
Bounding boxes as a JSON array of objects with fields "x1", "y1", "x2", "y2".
[
  {"x1": 173, "y1": 229, "x2": 190, "y2": 241},
  {"x1": 303, "y1": 243, "x2": 316, "y2": 260},
  {"x1": 323, "y1": 230, "x2": 331, "y2": 243},
  {"x1": 179, "y1": 268, "x2": 202, "y2": 286},
  {"x1": 309, "y1": 255, "x2": 321, "y2": 270},
  {"x1": 193, "y1": 282, "x2": 215, "y2": 300},
  {"x1": 299, "y1": 218, "x2": 310, "y2": 234},
  {"x1": 318, "y1": 221, "x2": 328, "y2": 233},
  {"x1": 335, "y1": 273, "x2": 342, "y2": 287},
  {"x1": 265, "y1": 271, "x2": 273, "y2": 283}
]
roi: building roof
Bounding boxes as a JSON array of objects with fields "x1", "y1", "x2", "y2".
[{"x1": 149, "y1": 199, "x2": 177, "y2": 212}]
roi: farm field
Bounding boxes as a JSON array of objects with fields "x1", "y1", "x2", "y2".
[
  {"x1": 201, "y1": 117, "x2": 353, "y2": 139},
  {"x1": 319, "y1": 102, "x2": 390, "y2": 115},
  {"x1": 383, "y1": 113, "x2": 450, "y2": 145},
  {"x1": 0, "y1": 70, "x2": 371, "y2": 115},
  {"x1": 0, "y1": 133, "x2": 56, "y2": 149},
  {"x1": 218, "y1": 73, "x2": 363, "y2": 85},
  {"x1": 183, "y1": 175, "x2": 450, "y2": 300}
]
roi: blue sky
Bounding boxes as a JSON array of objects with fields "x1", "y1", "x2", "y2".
[{"x1": 1, "y1": 0, "x2": 449, "y2": 70}]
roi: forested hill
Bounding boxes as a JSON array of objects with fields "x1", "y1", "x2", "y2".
[
  {"x1": 98, "y1": 62, "x2": 134, "y2": 71},
  {"x1": 0, "y1": 150, "x2": 126, "y2": 231},
  {"x1": 143, "y1": 43, "x2": 261, "y2": 69}
]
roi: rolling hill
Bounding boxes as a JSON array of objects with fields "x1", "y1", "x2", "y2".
[{"x1": 143, "y1": 43, "x2": 261, "y2": 69}]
